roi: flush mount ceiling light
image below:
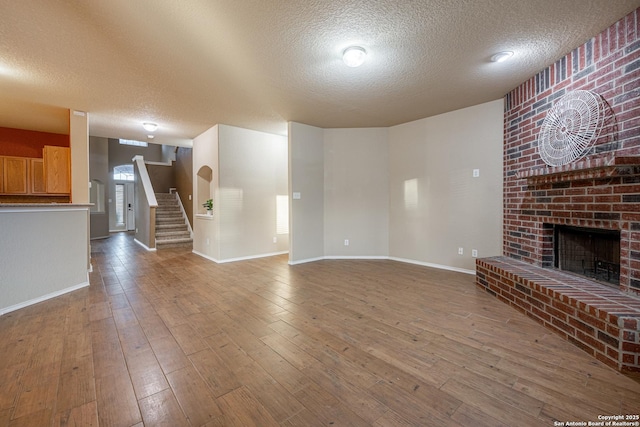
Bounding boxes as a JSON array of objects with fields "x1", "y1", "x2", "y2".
[
  {"x1": 490, "y1": 51, "x2": 514, "y2": 63},
  {"x1": 147, "y1": 134, "x2": 155, "y2": 139},
  {"x1": 142, "y1": 122, "x2": 158, "y2": 132},
  {"x1": 343, "y1": 46, "x2": 367, "y2": 67}
]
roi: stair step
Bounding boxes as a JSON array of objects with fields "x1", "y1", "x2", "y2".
[
  {"x1": 156, "y1": 237, "x2": 192, "y2": 244},
  {"x1": 156, "y1": 231, "x2": 191, "y2": 239},
  {"x1": 156, "y1": 224, "x2": 188, "y2": 231},
  {"x1": 157, "y1": 229, "x2": 188, "y2": 234},
  {"x1": 154, "y1": 193, "x2": 190, "y2": 250},
  {"x1": 156, "y1": 237, "x2": 193, "y2": 249},
  {"x1": 156, "y1": 230, "x2": 188, "y2": 235},
  {"x1": 156, "y1": 216, "x2": 184, "y2": 224},
  {"x1": 156, "y1": 212, "x2": 182, "y2": 218}
]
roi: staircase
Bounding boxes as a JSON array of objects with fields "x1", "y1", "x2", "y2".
[{"x1": 155, "y1": 193, "x2": 192, "y2": 249}]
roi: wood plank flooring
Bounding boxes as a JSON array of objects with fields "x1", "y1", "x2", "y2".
[{"x1": 1, "y1": 231, "x2": 639, "y2": 426}]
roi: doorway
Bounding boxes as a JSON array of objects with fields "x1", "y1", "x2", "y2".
[{"x1": 113, "y1": 182, "x2": 135, "y2": 232}]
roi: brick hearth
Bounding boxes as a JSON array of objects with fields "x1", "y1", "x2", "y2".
[{"x1": 476, "y1": 257, "x2": 640, "y2": 372}]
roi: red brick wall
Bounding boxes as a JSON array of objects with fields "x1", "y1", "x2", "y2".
[{"x1": 503, "y1": 8, "x2": 640, "y2": 294}]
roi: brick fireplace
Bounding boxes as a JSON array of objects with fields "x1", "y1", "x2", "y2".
[
  {"x1": 513, "y1": 155, "x2": 640, "y2": 294},
  {"x1": 476, "y1": 8, "x2": 640, "y2": 373}
]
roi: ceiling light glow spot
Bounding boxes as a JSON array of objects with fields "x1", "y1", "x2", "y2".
[
  {"x1": 343, "y1": 46, "x2": 367, "y2": 67},
  {"x1": 142, "y1": 122, "x2": 158, "y2": 132},
  {"x1": 491, "y1": 51, "x2": 514, "y2": 63}
]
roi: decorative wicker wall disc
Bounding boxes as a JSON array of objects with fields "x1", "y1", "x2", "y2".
[{"x1": 537, "y1": 90, "x2": 605, "y2": 166}]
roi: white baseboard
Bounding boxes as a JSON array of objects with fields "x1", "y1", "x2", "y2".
[
  {"x1": 134, "y1": 238, "x2": 157, "y2": 252},
  {"x1": 323, "y1": 255, "x2": 389, "y2": 260},
  {"x1": 288, "y1": 256, "x2": 325, "y2": 265},
  {"x1": 0, "y1": 279, "x2": 90, "y2": 316},
  {"x1": 90, "y1": 235, "x2": 111, "y2": 240},
  {"x1": 289, "y1": 254, "x2": 475, "y2": 275},
  {"x1": 192, "y1": 250, "x2": 219, "y2": 263},
  {"x1": 388, "y1": 256, "x2": 476, "y2": 275},
  {"x1": 193, "y1": 250, "x2": 288, "y2": 264}
]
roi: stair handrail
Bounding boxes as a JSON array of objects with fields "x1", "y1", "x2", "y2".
[{"x1": 133, "y1": 155, "x2": 158, "y2": 208}]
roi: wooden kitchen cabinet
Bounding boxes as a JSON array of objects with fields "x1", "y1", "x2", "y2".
[
  {"x1": 0, "y1": 147, "x2": 70, "y2": 198},
  {"x1": 3, "y1": 156, "x2": 28, "y2": 194},
  {"x1": 43, "y1": 146, "x2": 70, "y2": 194},
  {"x1": 30, "y1": 158, "x2": 46, "y2": 194}
]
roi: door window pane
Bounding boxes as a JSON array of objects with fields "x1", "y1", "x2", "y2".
[
  {"x1": 114, "y1": 164, "x2": 134, "y2": 181},
  {"x1": 115, "y1": 184, "x2": 125, "y2": 226}
]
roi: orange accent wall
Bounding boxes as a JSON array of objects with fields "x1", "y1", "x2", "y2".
[{"x1": 0, "y1": 127, "x2": 70, "y2": 158}]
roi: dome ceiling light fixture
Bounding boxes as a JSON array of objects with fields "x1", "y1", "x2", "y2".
[
  {"x1": 490, "y1": 51, "x2": 514, "y2": 63},
  {"x1": 142, "y1": 122, "x2": 158, "y2": 132},
  {"x1": 342, "y1": 46, "x2": 367, "y2": 67}
]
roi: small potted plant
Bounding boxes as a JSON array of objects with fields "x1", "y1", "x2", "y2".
[{"x1": 203, "y1": 199, "x2": 213, "y2": 215}]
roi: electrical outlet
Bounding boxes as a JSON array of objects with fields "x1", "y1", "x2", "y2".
[
  {"x1": 472, "y1": 249, "x2": 478, "y2": 257},
  {"x1": 472, "y1": 169, "x2": 480, "y2": 178},
  {"x1": 273, "y1": 237, "x2": 277, "y2": 243},
  {"x1": 344, "y1": 239, "x2": 349, "y2": 246},
  {"x1": 458, "y1": 247, "x2": 464, "y2": 255},
  {"x1": 206, "y1": 238, "x2": 210, "y2": 246}
]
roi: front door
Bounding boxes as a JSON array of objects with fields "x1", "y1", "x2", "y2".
[{"x1": 114, "y1": 182, "x2": 135, "y2": 232}]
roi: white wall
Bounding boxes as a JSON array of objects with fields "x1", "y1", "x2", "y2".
[
  {"x1": 218, "y1": 125, "x2": 288, "y2": 260},
  {"x1": 324, "y1": 128, "x2": 389, "y2": 258},
  {"x1": 192, "y1": 125, "x2": 219, "y2": 260},
  {"x1": 0, "y1": 207, "x2": 89, "y2": 314},
  {"x1": 288, "y1": 122, "x2": 325, "y2": 263},
  {"x1": 192, "y1": 124, "x2": 288, "y2": 262},
  {"x1": 388, "y1": 99, "x2": 503, "y2": 272},
  {"x1": 288, "y1": 99, "x2": 502, "y2": 272}
]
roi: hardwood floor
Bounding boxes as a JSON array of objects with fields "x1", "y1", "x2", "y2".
[{"x1": 1, "y1": 232, "x2": 639, "y2": 426}]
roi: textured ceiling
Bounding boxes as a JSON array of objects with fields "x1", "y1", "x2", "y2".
[{"x1": 1, "y1": 0, "x2": 639, "y2": 146}]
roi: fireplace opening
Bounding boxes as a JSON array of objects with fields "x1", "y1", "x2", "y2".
[{"x1": 553, "y1": 225, "x2": 620, "y2": 286}]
